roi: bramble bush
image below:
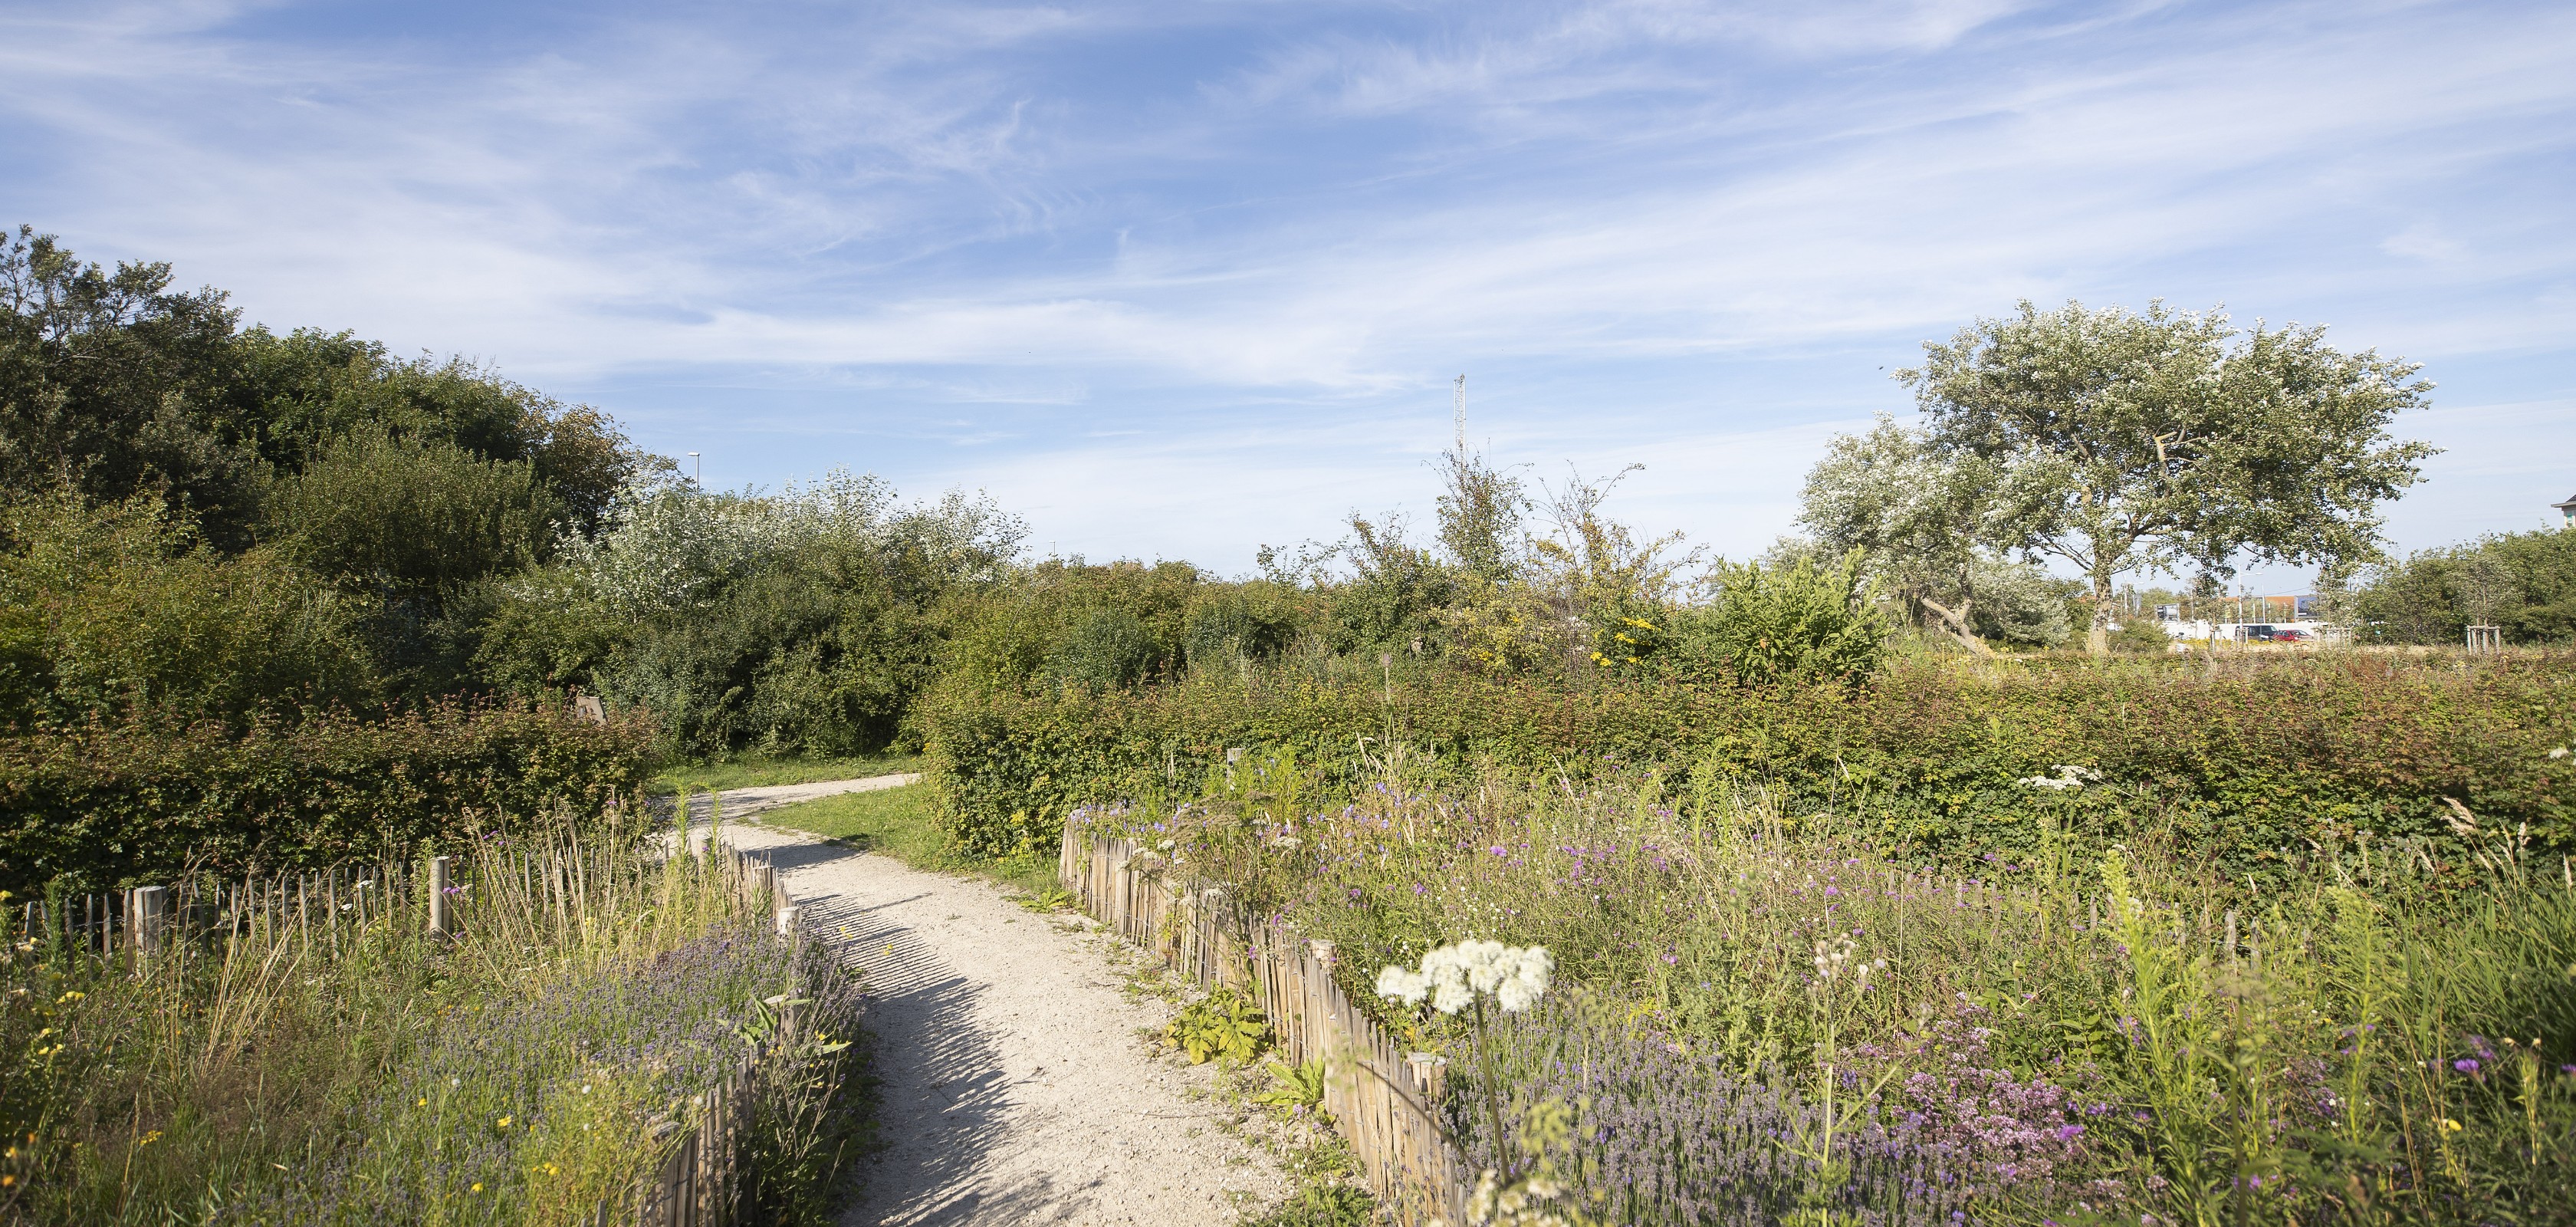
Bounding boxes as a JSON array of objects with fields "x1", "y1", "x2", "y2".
[{"x1": 0, "y1": 702, "x2": 658, "y2": 896}]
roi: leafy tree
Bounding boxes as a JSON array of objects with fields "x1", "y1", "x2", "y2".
[
  {"x1": 508, "y1": 472, "x2": 1028, "y2": 755},
  {"x1": 0, "y1": 226, "x2": 261, "y2": 544},
  {"x1": 2356, "y1": 527, "x2": 2576, "y2": 645},
  {"x1": 1798, "y1": 416, "x2": 2079, "y2": 653},
  {"x1": 1901, "y1": 300, "x2": 2436, "y2": 653},
  {"x1": 2, "y1": 227, "x2": 658, "y2": 555},
  {"x1": 260, "y1": 429, "x2": 560, "y2": 602},
  {"x1": 1324, "y1": 513, "x2": 1456, "y2": 657},
  {"x1": 234, "y1": 327, "x2": 656, "y2": 535},
  {"x1": 1183, "y1": 583, "x2": 1302, "y2": 672},
  {"x1": 1434, "y1": 429, "x2": 1529, "y2": 585},
  {"x1": 1526, "y1": 465, "x2": 1698, "y2": 673}
]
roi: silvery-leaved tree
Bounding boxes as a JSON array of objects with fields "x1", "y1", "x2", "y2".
[{"x1": 1901, "y1": 300, "x2": 2437, "y2": 653}]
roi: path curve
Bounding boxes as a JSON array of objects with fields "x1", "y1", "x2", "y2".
[{"x1": 701, "y1": 777, "x2": 1285, "y2": 1226}]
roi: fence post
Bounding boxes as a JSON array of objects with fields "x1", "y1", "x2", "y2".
[
  {"x1": 127, "y1": 885, "x2": 168, "y2": 956},
  {"x1": 1406, "y1": 1052, "x2": 1447, "y2": 1102},
  {"x1": 428, "y1": 855, "x2": 453, "y2": 939}
]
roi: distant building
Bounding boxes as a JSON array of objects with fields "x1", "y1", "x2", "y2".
[{"x1": 2558, "y1": 492, "x2": 2576, "y2": 524}]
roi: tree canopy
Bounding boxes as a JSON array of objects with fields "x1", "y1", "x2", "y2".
[{"x1": 1898, "y1": 299, "x2": 2435, "y2": 652}]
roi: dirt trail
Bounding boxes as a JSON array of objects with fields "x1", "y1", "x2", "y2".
[{"x1": 692, "y1": 777, "x2": 1285, "y2": 1226}]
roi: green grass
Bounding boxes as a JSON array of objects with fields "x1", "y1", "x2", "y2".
[
  {"x1": 649, "y1": 751, "x2": 922, "y2": 796},
  {"x1": 760, "y1": 782, "x2": 1059, "y2": 898}
]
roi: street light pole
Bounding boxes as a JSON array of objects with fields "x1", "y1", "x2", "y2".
[{"x1": 686, "y1": 452, "x2": 702, "y2": 486}]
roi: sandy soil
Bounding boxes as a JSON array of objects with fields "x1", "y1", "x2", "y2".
[{"x1": 694, "y1": 777, "x2": 1286, "y2": 1226}]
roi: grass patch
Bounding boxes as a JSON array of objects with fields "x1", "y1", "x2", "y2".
[
  {"x1": 650, "y1": 751, "x2": 922, "y2": 796},
  {"x1": 759, "y1": 782, "x2": 1055, "y2": 897}
]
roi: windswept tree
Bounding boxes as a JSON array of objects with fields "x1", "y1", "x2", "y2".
[
  {"x1": 1799, "y1": 416, "x2": 2005, "y2": 652},
  {"x1": 1901, "y1": 300, "x2": 2436, "y2": 653}
]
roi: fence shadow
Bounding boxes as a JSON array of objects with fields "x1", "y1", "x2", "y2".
[{"x1": 748, "y1": 842, "x2": 1086, "y2": 1226}]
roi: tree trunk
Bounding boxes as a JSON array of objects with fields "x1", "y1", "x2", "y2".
[
  {"x1": 2087, "y1": 572, "x2": 2114, "y2": 656},
  {"x1": 1918, "y1": 595, "x2": 1993, "y2": 656}
]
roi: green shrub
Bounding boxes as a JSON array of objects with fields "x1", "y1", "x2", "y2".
[
  {"x1": 2359, "y1": 525, "x2": 2576, "y2": 645},
  {"x1": 1183, "y1": 583, "x2": 1301, "y2": 670},
  {"x1": 0, "y1": 702, "x2": 657, "y2": 895},
  {"x1": 2108, "y1": 615, "x2": 2171, "y2": 653},
  {"x1": 921, "y1": 656, "x2": 2576, "y2": 875},
  {"x1": 1664, "y1": 551, "x2": 1888, "y2": 686},
  {"x1": 0, "y1": 492, "x2": 379, "y2": 728},
  {"x1": 1047, "y1": 607, "x2": 1157, "y2": 692}
]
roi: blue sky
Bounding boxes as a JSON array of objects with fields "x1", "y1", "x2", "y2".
[{"x1": 5, "y1": 0, "x2": 2571, "y2": 588}]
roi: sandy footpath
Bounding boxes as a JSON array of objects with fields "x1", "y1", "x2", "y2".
[{"x1": 689, "y1": 778, "x2": 1286, "y2": 1226}]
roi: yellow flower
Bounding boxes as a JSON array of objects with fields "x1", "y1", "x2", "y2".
[
  {"x1": 496, "y1": 1116, "x2": 512, "y2": 1129},
  {"x1": 136, "y1": 1130, "x2": 162, "y2": 1146},
  {"x1": 2440, "y1": 1118, "x2": 2463, "y2": 1133},
  {"x1": 416, "y1": 1097, "x2": 427, "y2": 1107},
  {"x1": 55, "y1": 991, "x2": 83, "y2": 1004},
  {"x1": 543, "y1": 1163, "x2": 560, "y2": 1176},
  {"x1": 471, "y1": 1183, "x2": 484, "y2": 1193}
]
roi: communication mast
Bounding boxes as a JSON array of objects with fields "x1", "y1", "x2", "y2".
[{"x1": 1452, "y1": 373, "x2": 1467, "y2": 452}]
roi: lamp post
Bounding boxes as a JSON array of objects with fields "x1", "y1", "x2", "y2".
[{"x1": 686, "y1": 451, "x2": 701, "y2": 486}]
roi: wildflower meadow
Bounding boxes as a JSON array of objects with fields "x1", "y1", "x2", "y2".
[
  {"x1": 0, "y1": 814, "x2": 867, "y2": 1226},
  {"x1": 1076, "y1": 739, "x2": 2576, "y2": 1226}
]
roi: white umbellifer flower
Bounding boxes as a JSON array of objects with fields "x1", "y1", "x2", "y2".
[
  {"x1": 1375, "y1": 965, "x2": 1430, "y2": 1005},
  {"x1": 1496, "y1": 946, "x2": 1552, "y2": 1013},
  {"x1": 1379, "y1": 940, "x2": 1554, "y2": 1016},
  {"x1": 2551, "y1": 747, "x2": 2570, "y2": 759}
]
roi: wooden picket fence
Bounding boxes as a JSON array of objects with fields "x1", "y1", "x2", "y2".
[
  {"x1": 17, "y1": 844, "x2": 803, "y2": 1227},
  {"x1": 629, "y1": 1055, "x2": 753, "y2": 1227},
  {"x1": 1060, "y1": 827, "x2": 1475, "y2": 1224}
]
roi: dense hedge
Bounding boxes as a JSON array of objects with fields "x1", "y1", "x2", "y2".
[
  {"x1": 920, "y1": 655, "x2": 2576, "y2": 879},
  {"x1": 0, "y1": 704, "x2": 659, "y2": 895}
]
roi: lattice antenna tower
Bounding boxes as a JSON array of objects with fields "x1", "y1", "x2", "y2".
[{"x1": 1452, "y1": 373, "x2": 1467, "y2": 452}]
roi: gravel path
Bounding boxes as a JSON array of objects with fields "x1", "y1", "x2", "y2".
[{"x1": 695, "y1": 777, "x2": 1286, "y2": 1226}]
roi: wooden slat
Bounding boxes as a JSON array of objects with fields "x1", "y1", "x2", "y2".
[{"x1": 1063, "y1": 828, "x2": 1471, "y2": 1223}]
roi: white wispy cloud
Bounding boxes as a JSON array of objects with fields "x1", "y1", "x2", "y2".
[{"x1": 2, "y1": 0, "x2": 2568, "y2": 570}]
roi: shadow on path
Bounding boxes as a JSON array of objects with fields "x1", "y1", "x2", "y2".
[{"x1": 717, "y1": 834, "x2": 1104, "y2": 1225}]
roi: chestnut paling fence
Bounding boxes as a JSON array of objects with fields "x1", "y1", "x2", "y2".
[
  {"x1": 19, "y1": 847, "x2": 804, "y2": 1227},
  {"x1": 1059, "y1": 826, "x2": 1476, "y2": 1224}
]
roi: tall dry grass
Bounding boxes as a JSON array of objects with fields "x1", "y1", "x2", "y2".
[{"x1": 0, "y1": 814, "x2": 866, "y2": 1225}]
